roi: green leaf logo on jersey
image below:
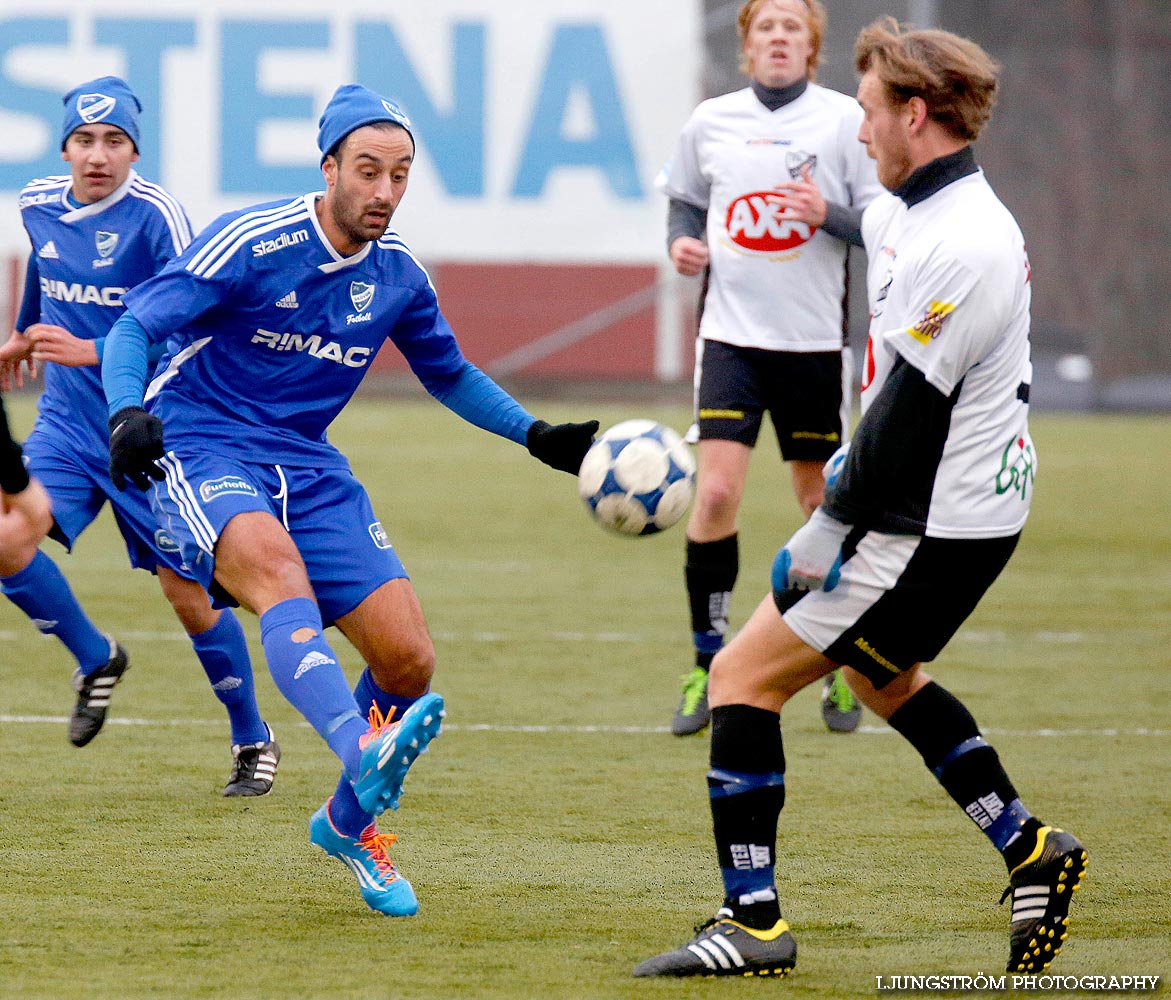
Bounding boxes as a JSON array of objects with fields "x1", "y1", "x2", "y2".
[{"x1": 995, "y1": 435, "x2": 1036, "y2": 500}]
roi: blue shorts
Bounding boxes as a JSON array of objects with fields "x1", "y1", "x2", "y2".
[
  {"x1": 21, "y1": 429, "x2": 187, "y2": 575},
  {"x1": 152, "y1": 451, "x2": 406, "y2": 624}
]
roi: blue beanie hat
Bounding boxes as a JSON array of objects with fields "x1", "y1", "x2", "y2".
[
  {"x1": 61, "y1": 76, "x2": 142, "y2": 151},
  {"x1": 317, "y1": 84, "x2": 413, "y2": 164}
]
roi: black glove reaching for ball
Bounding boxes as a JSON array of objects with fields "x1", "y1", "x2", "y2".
[
  {"x1": 108, "y1": 406, "x2": 167, "y2": 491},
  {"x1": 526, "y1": 419, "x2": 599, "y2": 475}
]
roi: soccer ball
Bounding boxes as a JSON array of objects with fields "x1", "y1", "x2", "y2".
[{"x1": 578, "y1": 420, "x2": 696, "y2": 536}]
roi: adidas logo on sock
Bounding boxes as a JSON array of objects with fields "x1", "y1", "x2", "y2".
[
  {"x1": 38, "y1": 241, "x2": 59, "y2": 259},
  {"x1": 294, "y1": 650, "x2": 336, "y2": 679},
  {"x1": 275, "y1": 290, "x2": 299, "y2": 309}
]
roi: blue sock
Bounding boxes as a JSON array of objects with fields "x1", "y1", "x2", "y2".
[
  {"x1": 259, "y1": 597, "x2": 367, "y2": 778},
  {"x1": 190, "y1": 609, "x2": 267, "y2": 746},
  {"x1": 353, "y1": 666, "x2": 421, "y2": 722},
  {"x1": 693, "y1": 630, "x2": 724, "y2": 669},
  {"x1": 328, "y1": 669, "x2": 424, "y2": 837},
  {"x1": 329, "y1": 776, "x2": 373, "y2": 838},
  {"x1": 1, "y1": 550, "x2": 110, "y2": 672}
]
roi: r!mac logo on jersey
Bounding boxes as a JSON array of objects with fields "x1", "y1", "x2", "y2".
[{"x1": 725, "y1": 191, "x2": 814, "y2": 253}]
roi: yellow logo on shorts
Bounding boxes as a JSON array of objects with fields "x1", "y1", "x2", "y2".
[
  {"x1": 792, "y1": 430, "x2": 841, "y2": 441},
  {"x1": 853, "y1": 637, "x2": 900, "y2": 674},
  {"x1": 699, "y1": 408, "x2": 745, "y2": 420},
  {"x1": 907, "y1": 300, "x2": 956, "y2": 345}
]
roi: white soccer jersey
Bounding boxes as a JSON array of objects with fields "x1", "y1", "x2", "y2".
[
  {"x1": 860, "y1": 169, "x2": 1035, "y2": 538},
  {"x1": 661, "y1": 84, "x2": 883, "y2": 352}
]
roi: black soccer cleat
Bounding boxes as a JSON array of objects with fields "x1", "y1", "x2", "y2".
[
  {"x1": 633, "y1": 909, "x2": 797, "y2": 978},
  {"x1": 223, "y1": 725, "x2": 281, "y2": 797},
  {"x1": 69, "y1": 640, "x2": 129, "y2": 747},
  {"x1": 1001, "y1": 826, "x2": 1088, "y2": 972}
]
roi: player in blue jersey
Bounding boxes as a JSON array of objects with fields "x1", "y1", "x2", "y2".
[
  {"x1": 0, "y1": 77, "x2": 280, "y2": 796},
  {"x1": 101, "y1": 83, "x2": 598, "y2": 916}
]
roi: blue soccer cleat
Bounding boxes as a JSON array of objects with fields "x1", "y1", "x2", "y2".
[
  {"x1": 309, "y1": 800, "x2": 419, "y2": 917},
  {"x1": 352, "y1": 692, "x2": 445, "y2": 816}
]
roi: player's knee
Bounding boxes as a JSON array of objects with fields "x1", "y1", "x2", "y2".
[
  {"x1": 694, "y1": 476, "x2": 742, "y2": 526},
  {"x1": 0, "y1": 529, "x2": 41, "y2": 576},
  {"x1": 368, "y1": 635, "x2": 435, "y2": 694},
  {"x1": 158, "y1": 574, "x2": 218, "y2": 633}
]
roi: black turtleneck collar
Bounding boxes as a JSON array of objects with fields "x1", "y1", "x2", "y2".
[
  {"x1": 751, "y1": 77, "x2": 808, "y2": 112},
  {"x1": 892, "y1": 146, "x2": 979, "y2": 207}
]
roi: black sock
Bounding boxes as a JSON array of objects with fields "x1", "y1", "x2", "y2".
[
  {"x1": 709, "y1": 704, "x2": 785, "y2": 928},
  {"x1": 686, "y1": 534, "x2": 738, "y2": 668},
  {"x1": 889, "y1": 681, "x2": 1037, "y2": 867}
]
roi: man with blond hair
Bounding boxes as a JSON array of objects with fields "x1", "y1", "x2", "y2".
[
  {"x1": 659, "y1": 0, "x2": 882, "y2": 737},
  {"x1": 636, "y1": 18, "x2": 1086, "y2": 978}
]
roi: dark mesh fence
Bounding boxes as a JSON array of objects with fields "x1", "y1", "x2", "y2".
[{"x1": 704, "y1": 0, "x2": 1171, "y2": 409}]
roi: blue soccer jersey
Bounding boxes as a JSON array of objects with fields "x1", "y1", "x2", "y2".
[
  {"x1": 19, "y1": 169, "x2": 193, "y2": 453},
  {"x1": 122, "y1": 194, "x2": 468, "y2": 468}
]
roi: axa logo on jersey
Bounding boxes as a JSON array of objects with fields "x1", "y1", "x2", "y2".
[{"x1": 725, "y1": 191, "x2": 814, "y2": 253}]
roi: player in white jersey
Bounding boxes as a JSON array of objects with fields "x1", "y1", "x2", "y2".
[
  {"x1": 0, "y1": 77, "x2": 279, "y2": 795},
  {"x1": 102, "y1": 84, "x2": 597, "y2": 917},
  {"x1": 659, "y1": 0, "x2": 884, "y2": 736},
  {"x1": 636, "y1": 20, "x2": 1086, "y2": 978}
]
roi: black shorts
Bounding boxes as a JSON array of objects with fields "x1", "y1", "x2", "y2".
[
  {"x1": 696, "y1": 339, "x2": 844, "y2": 462},
  {"x1": 776, "y1": 531, "x2": 1020, "y2": 689}
]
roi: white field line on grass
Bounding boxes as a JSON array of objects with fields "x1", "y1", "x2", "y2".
[{"x1": 0, "y1": 715, "x2": 1168, "y2": 738}]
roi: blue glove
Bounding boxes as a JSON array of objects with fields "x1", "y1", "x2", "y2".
[
  {"x1": 771, "y1": 508, "x2": 851, "y2": 594},
  {"x1": 822, "y1": 441, "x2": 849, "y2": 489}
]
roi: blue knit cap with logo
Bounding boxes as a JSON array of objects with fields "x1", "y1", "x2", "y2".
[
  {"x1": 317, "y1": 84, "x2": 413, "y2": 164},
  {"x1": 60, "y1": 76, "x2": 142, "y2": 151}
]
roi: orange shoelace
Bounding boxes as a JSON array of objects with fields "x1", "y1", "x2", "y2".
[
  {"x1": 358, "y1": 702, "x2": 398, "y2": 750},
  {"x1": 358, "y1": 827, "x2": 401, "y2": 882}
]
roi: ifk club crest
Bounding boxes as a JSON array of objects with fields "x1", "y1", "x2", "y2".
[
  {"x1": 96, "y1": 231, "x2": 119, "y2": 259},
  {"x1": 349, "y1": 281, "x2": 375, "y2": 313},
  {"x1": 77, "y1": 93, "x2": 116, "y2": 123}
]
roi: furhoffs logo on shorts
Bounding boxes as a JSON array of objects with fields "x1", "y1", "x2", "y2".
[{"x1": 199, "y1": 476, "x2": 259, "y2": 503}]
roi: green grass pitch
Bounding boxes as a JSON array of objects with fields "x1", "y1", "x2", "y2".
[{"x1": 0, "y1": 395, "x2": 1168, "y2": 999}]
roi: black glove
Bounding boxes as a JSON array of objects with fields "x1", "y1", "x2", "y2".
[
  {"x1": 526, "y1": 419, "x2": 599, "y2": 475},
  {"x1": 108, "y1": 406, "x2": 166, "y2": 491}
]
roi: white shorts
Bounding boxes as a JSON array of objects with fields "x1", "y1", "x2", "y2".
[{"x1": 776, "y1": 529, "x2": 1019, "y2": 688}]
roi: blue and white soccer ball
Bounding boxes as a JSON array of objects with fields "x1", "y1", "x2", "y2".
[{"x1": 578, "y1": 420, "x2": 696, "y2": 536}]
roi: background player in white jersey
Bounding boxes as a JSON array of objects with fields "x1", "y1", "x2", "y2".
[
  {"x1": 659, "y1": 0, "x2": 883, "y2": 736},
  {"x1": 101, "y1": 84, "x2": 598, "y2": 917},
  {"x1": 636, "y1": 19, "x2": 1086, "y2": 978},
  {"x1": 0, "y1": 77, "x2": 279, "y2": 796}
]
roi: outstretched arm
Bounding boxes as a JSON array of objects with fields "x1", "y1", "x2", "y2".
[{"x1": 420, "y1": 360, "x2": 597, "y2": 475}]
